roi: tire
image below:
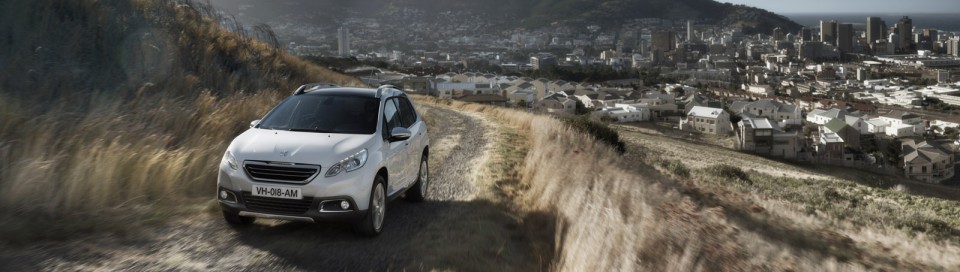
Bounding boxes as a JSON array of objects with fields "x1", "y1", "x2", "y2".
[
  {"x1": 406, "y1": 154, "x2": 429, "y2": 202},
  {"x1": 354, "y1": 176, "x2": 387, "y2": 237},
  {"x1": 222, "y1": 210, "x2": 255, "y2": 226}
]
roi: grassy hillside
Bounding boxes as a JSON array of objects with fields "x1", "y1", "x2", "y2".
[
  {"x1": 211, "y1": 0, "x2": 799, "y2": 34},
  {"x1": 414, "y1": 97, "x2": 960, "y2": 271},
  {"x1": 0, "y1": 0, "x2": 361, "y2": 241}
]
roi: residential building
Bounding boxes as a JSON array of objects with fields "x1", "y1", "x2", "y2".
[
  {"x1": 878, "y1": 110, "x2": 924, "y2": 137},
  {"x1": 637, "y1": 91, "x2": 679, "y2": 120},
  {"x1": 455, "y1": 94, "x2": 509, "y2": 106},
  {"x1": 738, "y1": 116, "x2": 801, "y2": 159},
  {"x1": 535, "y1": 93, "x2": 577, "y2": 115},
  {"x1": 844, "y1": 115, "x2": 870, "y2": 134},
  {"x1": 818, "y1": 130, "x2": 846, "y2": 160},
  {"x1": 680, "y1": 106, "x2": 731, "y2": 135},
  {"x1": 506, "y1": 82, "x2": 536, "y2": 104},
  {"x1": 746, "y1": 84, "x2": 774, "y2": 96},
  {"x1": 823, "y1": 118, "x2": 861, "y2": 150},
  {"x1": 595, "y1": 103, "x2": 651, "y2": 123},
  {"x1": 432, "y1": 82, "x2": 501, "y2": 99},
  {"x1": 683, "y1": 94, "x2": 722, "y2": 115},
  {"x1": 730, "y1": 99, "x2": 803, "y2": 127},
  {"x1": 902, "y1": 140, "x2": 955, "y2": 184},
  {"x1": 865, "y1": 118, "x2": 890, "y2": 134},
  {"x1": 806, "y1": 108, "x2": 847, "y2": 125}
]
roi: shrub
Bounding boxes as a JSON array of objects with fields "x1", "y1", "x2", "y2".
[
  {"x1": 559, "y1": 115, "x2": 626, "y2": 154},
  {"x1": 660, "y1": 159, "x2": 690, "y2": 178},
  {"x1": 708, "y1": 164, "x2": 750, "y2": 183}
]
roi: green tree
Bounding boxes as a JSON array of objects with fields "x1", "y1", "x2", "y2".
[{"x1": 575, "y1": 100, "x2": 591, "y2": 115}]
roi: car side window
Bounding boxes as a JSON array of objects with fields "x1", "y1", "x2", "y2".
[
  {"x1": 397, "y1": 97, "x2": 418, "y2": 128},
  {"x1": 382, "y1": 98, "x2": 402, "y2": 139}
]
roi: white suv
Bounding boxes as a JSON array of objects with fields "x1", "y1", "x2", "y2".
[{"x1": 217, "y1": 84, "x2": 429, "y2": 236}]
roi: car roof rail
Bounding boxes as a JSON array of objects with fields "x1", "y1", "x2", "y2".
[
  {"x1": 293, "y1": 83, "x2": 339, "y2": 96},
  {"x1": 376, "y1": 84, "x2": 397, "y2": 98}
]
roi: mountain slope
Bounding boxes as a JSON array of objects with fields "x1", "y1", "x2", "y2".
[
  {"x1": 0, "y1": 0, "x2": 360, "y2": 103},
  {"x1": 0, "y1": 0, "x2": 360, "y2": 237},
  {"x1": 210, "y1": 0, "x2": 800, "y2": 34}
]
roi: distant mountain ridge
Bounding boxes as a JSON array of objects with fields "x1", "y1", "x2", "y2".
[{"x1": 212, "y1": 0, "x2": 800, "y2": 34}]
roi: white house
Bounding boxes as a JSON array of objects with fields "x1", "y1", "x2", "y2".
[
  {"x1": 681, "y1": 106, "x2": 731, "y2": 135},
  {"x1": 595, "y1": 103, "x2": 651, "y2": 123},
  {"x1": 806, "y1": 108, "x2": 847, "y2": 125},
  {"x1": 866, "y1": 118, "x2": 890, "y2": 134},
  {"x1": 878, "y1": 110, "x2": 924, "y2": 137},
  {"x1": 844, "y1": 115, "x2": 870, "y2": 134},
  {"x1": 433, "y1": 82, "x2": 501, "y2": 99},
  {"x1": 732, "y1": 99, "x2": 802, "y2": 127},
  {"x1": 746, "y1": 85, "x2": 775, "y2": 96}
]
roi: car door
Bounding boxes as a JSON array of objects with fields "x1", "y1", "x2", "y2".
[
  {"x1": 381, "y1": 98, "x2": 408, "y2": 195},
  {"x1": 397, "y1": 96, "x2": 423, "y2": 188}
]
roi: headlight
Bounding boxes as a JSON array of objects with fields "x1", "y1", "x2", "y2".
[
  {"x1": 223, "y1": 151, "x2": 239, "y2": 170},
  {"x1": 325, "y1": 149, "x2": 368, "y2": 177}
]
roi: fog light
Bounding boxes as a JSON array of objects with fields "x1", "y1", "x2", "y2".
[
  {"x1": 220, "y1": 190, "x2": 228, "y2": 200},
  {"x1": 340, "y1": 200, "x2": 350, "y2": 210}
]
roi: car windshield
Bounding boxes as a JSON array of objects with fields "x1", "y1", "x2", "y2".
[{"x1": 257, "y1": 95, "x2": 380, "y2": 134}]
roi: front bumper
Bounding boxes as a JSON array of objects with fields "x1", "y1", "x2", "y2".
[
  {"x1": 216, "y1": 163, "x2": 373, "y2": 223},
  {"x1": 218, "y1": 187, "x2": 366, "y2": 222}
]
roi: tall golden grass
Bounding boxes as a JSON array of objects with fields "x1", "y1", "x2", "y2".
[
  {"x1": 0, "y1": 0, "x2": 363, "y2": 239},
  {"x1": 413, "y1": 96, "x2": 956, "y2": 271}
]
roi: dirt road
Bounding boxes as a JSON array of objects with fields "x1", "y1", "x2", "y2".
[{"x1": 0, "y1": 105, "x2": 539, "y2": 271}]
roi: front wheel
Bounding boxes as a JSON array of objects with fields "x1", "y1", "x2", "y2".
[
  {"x1": 354, "y1": 176, "x2": 387, "y2": 236},
  {"x1": 406, "y1": 155, "x2": 429, "y2": 202}
]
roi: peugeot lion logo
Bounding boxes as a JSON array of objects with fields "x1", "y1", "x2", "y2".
[{"x1": 275, "y1": 146, "x2": 290, "y2": 157}]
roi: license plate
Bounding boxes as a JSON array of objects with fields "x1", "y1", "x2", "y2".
[{"x1": 251, "y1": 185, "x2": 302, "y2": 200}]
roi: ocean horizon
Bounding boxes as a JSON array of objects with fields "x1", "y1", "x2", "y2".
[{"x1": 784, "y1": 13, "x2": 960, "y2": 32}]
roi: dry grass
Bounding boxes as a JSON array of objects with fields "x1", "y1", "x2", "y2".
[
  {"x1": 0, "y1": 0, "x2": 362, "y2": 242},
  {"x1": 413, "y1": 96, "x2": 960, "y2": 271}
]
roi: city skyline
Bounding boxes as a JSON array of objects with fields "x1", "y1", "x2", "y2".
[{"x1": 721, "y1": 0, "x2": 960, "y2": 14}]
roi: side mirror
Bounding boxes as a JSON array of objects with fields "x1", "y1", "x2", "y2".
[
  {"x1": 250, "y1": 119, "x2": 261, "y2": 128},
  {"x1": 389, "y1": 127, "x2": 412, "y2": 142}
]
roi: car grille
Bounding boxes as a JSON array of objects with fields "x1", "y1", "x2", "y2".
[
  {"x1": 243, "y1": 161, "x2": 320, "y2": 183},
  {"x1": 242, "y1": 192, "x2": 314, "y2": 215}
]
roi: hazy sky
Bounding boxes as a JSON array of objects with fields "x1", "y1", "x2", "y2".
[{"x1": 720, "y1": 0, "x2": 960, "y2": 14}]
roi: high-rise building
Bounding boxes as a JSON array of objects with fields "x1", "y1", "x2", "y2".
[
  {"x1": 800, "y1": 28, "x2": 812, "y2": 42},
  {"x1": 651, "y1": 30, "x2": 675, "y2": 53},
  {"x1": 948, "y1": 38, "x2": 960, "y2": 57},
  {"x1": 896, "y1": 16, "x2": 913, "y2": 53},
  {"x1": 867, "y1": 17, "x2": 884, "y2": 45},
  {"x1": 837, "y1": 24, "x2": 854, "y2": 52},
  {"x1": 337, "y1": 26, "x2": 351, "y2": 56},
  {"x1": 687, "y1": 20, "x2": 695, "y2": 42},
  {"x1": 772, "y1": 27, "x2": 785, "y2": 41},
  {"x1": 919, "y1": 29, "x2": 938, "y2": 51},
  {"x1": 938, "y1": 70, "x2": 951, "y2": 84},
  {"x1": 820, "y1": 20, "x2": 837, "y2": 46}
]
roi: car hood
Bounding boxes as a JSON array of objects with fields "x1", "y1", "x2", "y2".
[{"x1": 228, "y1": 128, "x2": 375, "y2": 166}]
